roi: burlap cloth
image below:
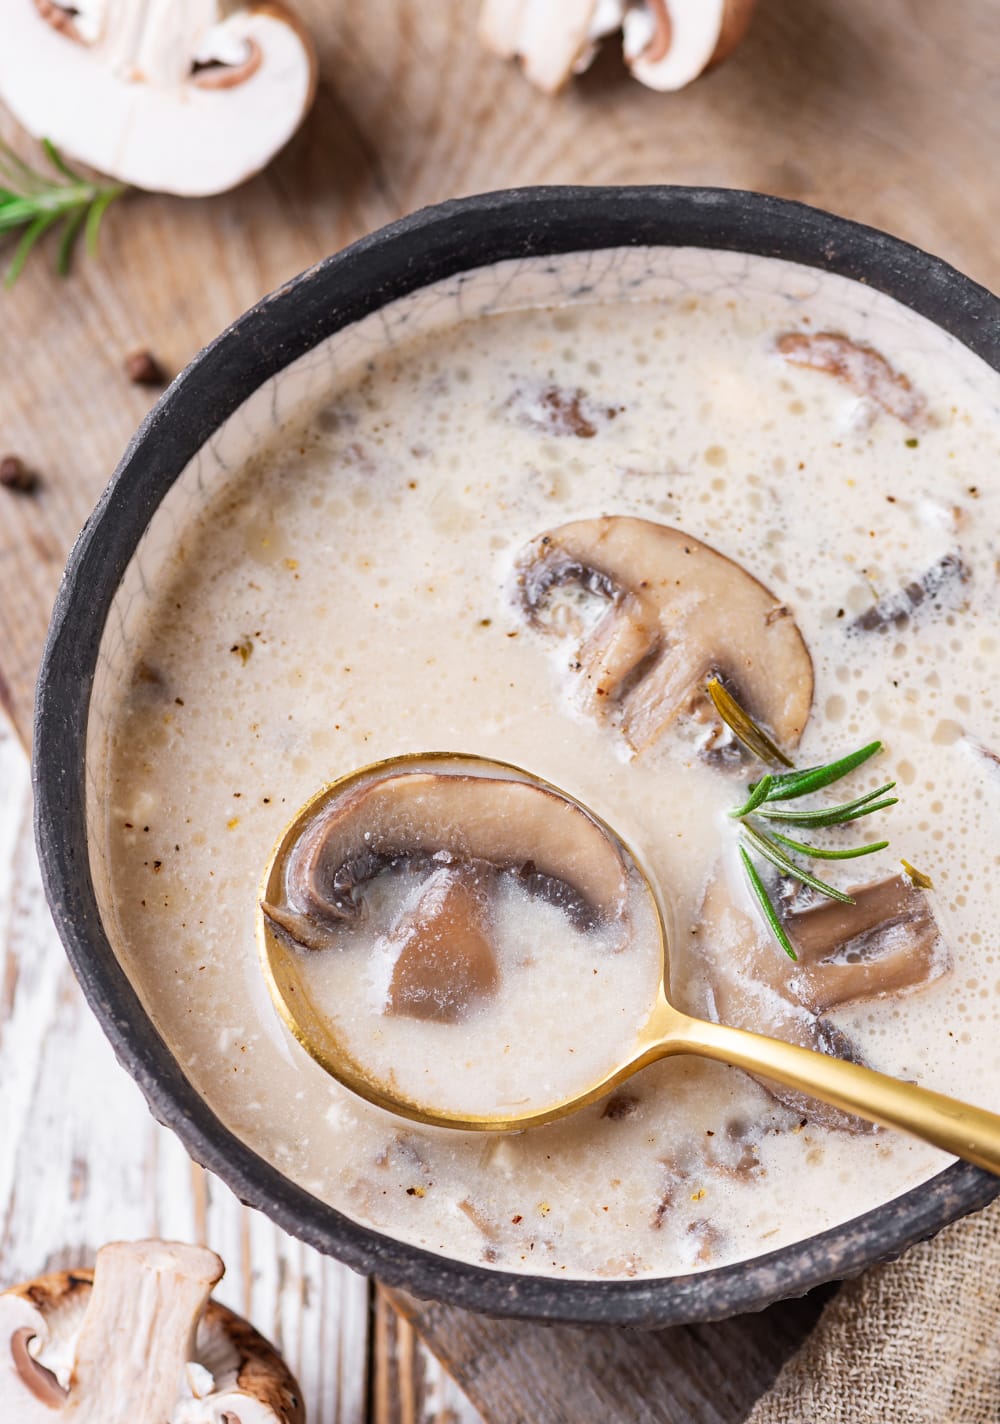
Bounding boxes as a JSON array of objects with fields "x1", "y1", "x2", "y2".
[{"x1": 747, "y1": 1195, "x2": 1000, "y2": 1423}]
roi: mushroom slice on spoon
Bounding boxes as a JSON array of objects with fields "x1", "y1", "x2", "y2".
[
  {"x1": 515, "y1": 516, "x2": 813, "y2": 757},
  {"x1": 263, "y1": 767, "x2": 631, "y2": 938},
  {"x1": 261, "y1": 765, "x2": 634, "y2": 1022},
  {"x1": 382, "y1": 864, "x2": 501, "y2": 1022},
  {"x1": 0, "y1": 1, "x2": 317, "y2": 196}
]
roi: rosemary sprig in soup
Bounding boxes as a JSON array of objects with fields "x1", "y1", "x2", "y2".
[{"x1": 708, "y1": 677, "x2": 902, "y2": 961}]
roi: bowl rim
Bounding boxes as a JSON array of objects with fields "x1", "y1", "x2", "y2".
[{"x1": 33, "y1": 185, "x2": 1000, "y2": 1327}]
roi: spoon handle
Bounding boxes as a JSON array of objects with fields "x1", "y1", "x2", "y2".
[{"x1": 668, "y1": 1014, "x2": 1000, "y2": 1174}]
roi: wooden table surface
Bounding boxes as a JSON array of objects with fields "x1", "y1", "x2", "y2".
[{"x1": 0, "y1": 1, "x2": 997, "y2": 1419}]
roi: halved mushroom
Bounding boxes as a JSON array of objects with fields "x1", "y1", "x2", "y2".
[
  {"x1": 788, "y1": 876, "x2": 946, "y2": 1013},
  {"x1": 621, "y1": 0, "x2": 756, "y2": 91},
  {"x1": 477, "y1": 0, "x2": 619, "y2": 94},
  {"x1": 685, "y1": 868, "x2": 950, "y2": 1130},
  {"x1": 515, "y1": 516, "x2": 813, "y2": 757},
  {"x1": 478, "y1": 0, "x2": 755, "y2": 94},
  {"x1": 261, "y1": 768, "x2": 632, "y2": 1021},
  {"x1": 0, "y1": 1240, "x2": 303, "y2": 1422},
  {"x1": 0, "y1": 1, "x2": 317, "y2": 195},
  {"x1": 776, "y1": 332, "x2": 928, "y2": 428}
]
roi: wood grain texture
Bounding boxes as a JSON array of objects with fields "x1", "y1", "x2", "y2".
[
  {"x1": 0, "y1": 0, "x2": 997, "y2": 1419},
  {"x1": 386, "y1": 1285, "x2": 835, "y2": 1424}
]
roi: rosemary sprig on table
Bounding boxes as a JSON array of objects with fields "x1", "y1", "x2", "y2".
[
  {"x1": 0, "y1": 138, "x2": 124, "y2": 287},
  {"x1": 707, "y1": 677, "x2": 898, "y2": 962}
]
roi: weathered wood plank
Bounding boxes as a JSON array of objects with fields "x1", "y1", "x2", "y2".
[{"x1": 386, "y1": 1287, "x2": 834, "y2": 1424}]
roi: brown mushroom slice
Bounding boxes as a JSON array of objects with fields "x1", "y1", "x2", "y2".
[
  {"x1": 789, "y1": 875, "x2": 948, "y2": 1012},
  {"x1": 0, "y1": 1241, "x2": 303, "y2": 1422},
  {"x1": 776, "y1": 331, "x2": 928, "y2": 427},
  {"x1": 266, "y1": 770, "x2": 630, "y2": 939},
  {"x1": 383, "y1": 864, "x2": 501, "y2": 1022},
  {"x1": 852, "y1": 552, "x2": 969, "y2": 633},
  {"x1": 688, "y1": 870, "x2": 949, "y2": 1131},
  {"x1": 191, "y1": 1298, "x2": 305, "y2": 1424},
  {"x1": 515, "y1": 516, "x2": 813, "y2": 755}
]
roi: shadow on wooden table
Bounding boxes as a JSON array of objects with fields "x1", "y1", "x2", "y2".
[{"x1": 387, "y1": 1281, "x2": 838, "y2": 1424}]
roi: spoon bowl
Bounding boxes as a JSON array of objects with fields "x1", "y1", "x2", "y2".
[{"x1": 258, "y1": 754, "x2": 1000, "y2": 1173}]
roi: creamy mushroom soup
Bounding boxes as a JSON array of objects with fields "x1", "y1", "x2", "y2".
[{"x1": 89, "y1": 247, "x2": 1000, "y2": 1279}]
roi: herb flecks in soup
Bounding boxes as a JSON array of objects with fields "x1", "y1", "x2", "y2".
[{"x1": 93, "y1": 249, "x2": 1000, "y2": 1279}]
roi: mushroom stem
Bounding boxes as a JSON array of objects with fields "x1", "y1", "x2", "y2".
[{"x1": 66, "y1": 1241, "x2": 222, "y2": 1422}]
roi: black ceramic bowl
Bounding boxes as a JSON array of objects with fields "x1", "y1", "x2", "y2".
[{"x1": 34, "y1": 187, "x2": 1000, "y2": 1326}]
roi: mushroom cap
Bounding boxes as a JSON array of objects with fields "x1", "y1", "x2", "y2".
[
  {"x1": 0, "y1": 1270, "x2": 89, "y2": 1417},
  {"x1": 0, "y1": 1, "x2": 317, "y2": 195},
  {"x1": 623, "y1": 0, "x2": 755, "y2": 90},
  {"x1": 516, "y1": 516, "x2": 813, "y2": 756},
  {"x1": 189, "y1": 1296, "x2": 306, "y2": 1424},
  {"x1": 269, "y1": 766, "x2": 632, "y2": 940}
]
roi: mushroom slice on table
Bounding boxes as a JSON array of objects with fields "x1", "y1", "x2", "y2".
[
  {"x1": 478, "y1": 0, "x2": 755, "y2": 93},
  {"x1": 0, "y1": 1268, "x2": 88, "y2": 1410},
  {"x1": 0, "y1": 1, "x2": 317, "y2": 195},
  {"x1": 684, "y1": 870, "x2": 950, "y2": 1131},
  {"x1": 621, "y1": 0, "x2": 756, "y2": 91},
  {"x1": 478, "y1": 0, "x2": 625, "y2": 94},
  {"x1": 261, "y1": 769, "x2": 633, "y2": 1020},
  {"x1": 515, "y1": 516, "x2": 813, "y2": 757},
  {"x1": 0, "y1": 1240, "x2": 304, "y2": 1422}
]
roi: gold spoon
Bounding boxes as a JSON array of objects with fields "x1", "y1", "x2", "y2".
[{"x1": 257, "y1": 752, "x2": 1000, "y2": 1173}]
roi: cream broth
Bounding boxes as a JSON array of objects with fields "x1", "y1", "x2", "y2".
[{"x1": 94, "y1": 249, "x2": 1000, "y2": 1279}]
